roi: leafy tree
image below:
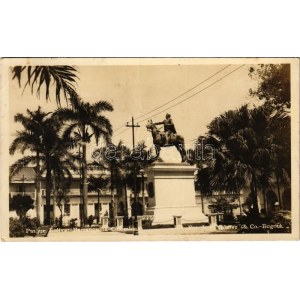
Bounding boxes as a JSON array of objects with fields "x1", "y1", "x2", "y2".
[
  {"x1": 87, "y1": 215, "x2": 96, "y2": 227},
  {"x1": 12, "y1": 66, "x2": 78, "y2": 105},
  {"x1": 54, "y1": 93, "x2": 113, "y2": 224},
  {"x1": 9, "y1": 194, "x2": 34, "y2": 220},
  {"x1": 249, "y1": 64, "x2": 290, "y2": 109}
]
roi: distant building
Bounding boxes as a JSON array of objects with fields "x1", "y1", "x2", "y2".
[
  {"x1": 9, "y1": 166, "x2": 149, "y2": 226},
  {"x1": 9, "y1": 166, "x2": 290, "y2": 226}
]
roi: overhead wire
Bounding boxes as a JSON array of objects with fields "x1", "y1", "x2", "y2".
[
  {"x1": 137, "y1": 64, "x2": 246, "y2": 124},
  {"x1": 113, "y1": 65, "x2": 231, "y2": 134},
  {"x1": 113, "y1": 64, "x2": 245, "y2": 136},
  {"x1": 113, "y1": 127, "x2": 130, "y2": 138},
  {"x1": 135, "y1": 64, "x2": 231, "y2": 121},
  {"x1": 113, "y1": 123, "x2": 128, "y2": 133}
]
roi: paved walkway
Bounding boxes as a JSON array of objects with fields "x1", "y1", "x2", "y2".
[{"x1": 9, "y1": 226, "x2": 239, "y2": 241}]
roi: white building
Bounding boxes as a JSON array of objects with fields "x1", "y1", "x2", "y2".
[{"x1": 9, "y1": 166, "x2": 148, "y2": 227}]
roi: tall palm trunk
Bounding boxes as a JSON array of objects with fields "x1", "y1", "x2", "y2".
[
  {"x1": 124, "y1": 181, "x2": 128, "y2": 218},
  {"x1": 275, "y1": 174, "x2": 282, "y2": 209},
  {"x1": 45, "y1": 160, "x2": 52, "y2": 225},
  {"x1": 111, "y1": 163, "x2": 117, "y2": 220},
  {"x1": 52, "y1": 172, "x2": 57, "y2": 226},
  {"x1": 251, "y1": 170, "x2": 259, "y2": 218},
  {"x1": 82, "y1": 143, "x2": 88, "y2": 225},
  {"x1": 36, "y1": 151, "x2": 41, "y2": 222},
  {"x1": 262, "y1": 188, "x2": 267, "y2": 216}
]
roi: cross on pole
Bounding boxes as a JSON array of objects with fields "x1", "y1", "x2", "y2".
[{"x1": 126, "y1": 116, "x2": 140, "y2": 149}]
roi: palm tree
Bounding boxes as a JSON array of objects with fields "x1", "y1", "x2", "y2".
[
  {"x1": 201, "y1": 104, "x2": 290, "y2": 220},
  {"x1": 9, "y1": 107, "x2": 51, "y2": 222},
  {"x1": 12, "y1": 66, "x2": 78, "y2": 105},
  {"x1": 88, "y1": 174, "x2": 110, "y2": 223},
  {"x1": 54, "y1": 93, "x2": 113, "y2": 224},
  {"x1": 10, "y1": 111, "x2": 76, "y2": 225},
  {"x1": 269, "y1": 109, "x2": 291, "y2": 208},
  {"x1": 124, "y1": 140, "x2": 155, "y2": 218},
  {"x1": 51, "y1": 156, "x2": 76, "y2": 227},
  {"x1": 49, "y1": 136, "x2": 77, "y2": 224},
  {"x1": 92, "y1": 140, "x2": 131, "y2": 220}
]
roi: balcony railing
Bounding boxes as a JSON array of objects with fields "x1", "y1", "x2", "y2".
[
  {"x1": 40, "y1": 189, "x2": 116, "y2": 196},
  {"x1": 10, "y1": 192, "x2": 36, "y2": 200}
]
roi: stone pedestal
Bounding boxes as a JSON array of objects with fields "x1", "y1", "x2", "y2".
[
  {"x1": 101, "y1": 216, "x2": 109, "y2": 229},
  {"x1": 137, "y1": 216, "x2": 143, "y2": 231},
  {"x1": 145, "y1": 162, "x2": 208, "y2": 225},
  {"x1": 115, "y1": 216, "x2": 124, "y2": 229},
  {"x1": 173, "y1": 215, "x2": 183, "y2": 228},
  {"x1": 208, "y1": 213, "x2": 218, "y2": 225},
  {"x1": 208, "y1": 213, "x2": 223, "y2": 227}
]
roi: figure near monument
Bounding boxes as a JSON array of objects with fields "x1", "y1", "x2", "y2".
[{"x1": 146, "y1": 113, "x2": 187, "y2": 162}]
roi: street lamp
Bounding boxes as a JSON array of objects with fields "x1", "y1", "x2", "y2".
[
  {"x1": 133, "y1": 164, "x2": 138, "y2": 235},
  {"x1": 22, "y1": 174, "x2": 27, "y2": 196},
  {"x1": 140, "y1": 168, "x2": 146, "y2": 214},
  {"x1": 97, "y1": 188, "x2": 101, "y2": 224}
]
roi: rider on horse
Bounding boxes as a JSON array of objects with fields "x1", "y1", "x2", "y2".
[{"x1": 154, "y1": 113, "x2": 176, "y2": 146}]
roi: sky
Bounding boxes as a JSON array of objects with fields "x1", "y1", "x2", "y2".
[{"x1": 9, "y1": 62, "x2": 259, "y2": 164}]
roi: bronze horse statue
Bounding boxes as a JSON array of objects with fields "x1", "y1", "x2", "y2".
[{"x1": 146, "y1": 119, "x2": 187, "y2": 162}]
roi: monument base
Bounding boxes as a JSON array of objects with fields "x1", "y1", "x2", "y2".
[
  {"x1": 145, "y1": 162, "x2": 208, "y2": 225},
  {"x1": 146, "y1": 206, "x2": 208, "y2": 225}
]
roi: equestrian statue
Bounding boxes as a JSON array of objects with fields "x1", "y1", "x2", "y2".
[{"x1": 146, "y1": 113, "x2": 187, "y2": 162}]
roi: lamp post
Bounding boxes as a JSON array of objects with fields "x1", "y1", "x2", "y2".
[
  {"x1": 97, "y1": 188, "x2": 101, "y2": 224},
  {"x1": 22, "y1": 174, "x2": 26, "y2": 196},
  {"x1": 140, "y1": 168, "x2": 146, "y2": 214}
]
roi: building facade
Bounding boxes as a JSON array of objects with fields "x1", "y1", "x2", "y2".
[
  {"x1": 10, "y1": 166, "x2": 290, "y2": 227},
  {"x1": 9, "y1": 167, "x2": 148, "y2": 226}
]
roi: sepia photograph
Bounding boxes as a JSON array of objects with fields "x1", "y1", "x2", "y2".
[{"x1": 0, "y1": 58, "x2": 299, "y2": 241}]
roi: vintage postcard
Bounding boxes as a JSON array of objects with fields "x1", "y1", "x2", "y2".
[{"x1": 0, "y1": 57, "x2": 299, "y2": 241}]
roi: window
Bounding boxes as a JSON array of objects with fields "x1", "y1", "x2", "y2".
[
  {"x1": 64, "y1": 204, "x2": 70, "y2": 216},
  {"x1": 18, "y1": 185, "x2": 24, "y2": 193}
]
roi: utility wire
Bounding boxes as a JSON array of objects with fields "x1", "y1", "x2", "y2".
[
  {"x1": 113, "y1": 127, "x2": 130, "y2": 137},
  {"x1": 113, "y1": 64, "x2": 245, "y2": 136},
  {"x1": 135, "y1": 64, "x2": 231, "y2": 121},
  {"x1": 138, "y1": 64, "x2": 246, "y2": 124},
  {"x1": 113, "y1": 64, "x2": 231, "y2": 133},
  {"x1": 113, "y1": 123, "x2": 127, "y2": 133}
]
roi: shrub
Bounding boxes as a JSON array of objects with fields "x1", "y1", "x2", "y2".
[
  {"x1": 23, "y1": 217, "x2": 40, "y2": 230},
  {"x1": 69, "y1": 218, "x2": 77, "y2": 228},
  {"x1": 87, "y1": 215, "x2": 95, "y2": 227},
  {"x1": 9, "y1": 217, "x2": 41, "y2": 237},
  {"x1": 269, "y1": 210, "x2": 291, "y2": 233},
  {"x1": 9, "y1": 194, "x2": 34, "y2": 219},
  {"x1": 9, "y1": 217, "x2": 25, "y2": 237}
]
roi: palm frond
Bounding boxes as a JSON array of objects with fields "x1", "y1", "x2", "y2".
[
  {"x1": 12, "y1": 66, "x2": 78, "y2": 105},
  {"x1": 93, "y1": 101, "x2": 114, "y2": 113},
  {"x1": 10, "y1": 156, "x2": 37, "y2": 177}
]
